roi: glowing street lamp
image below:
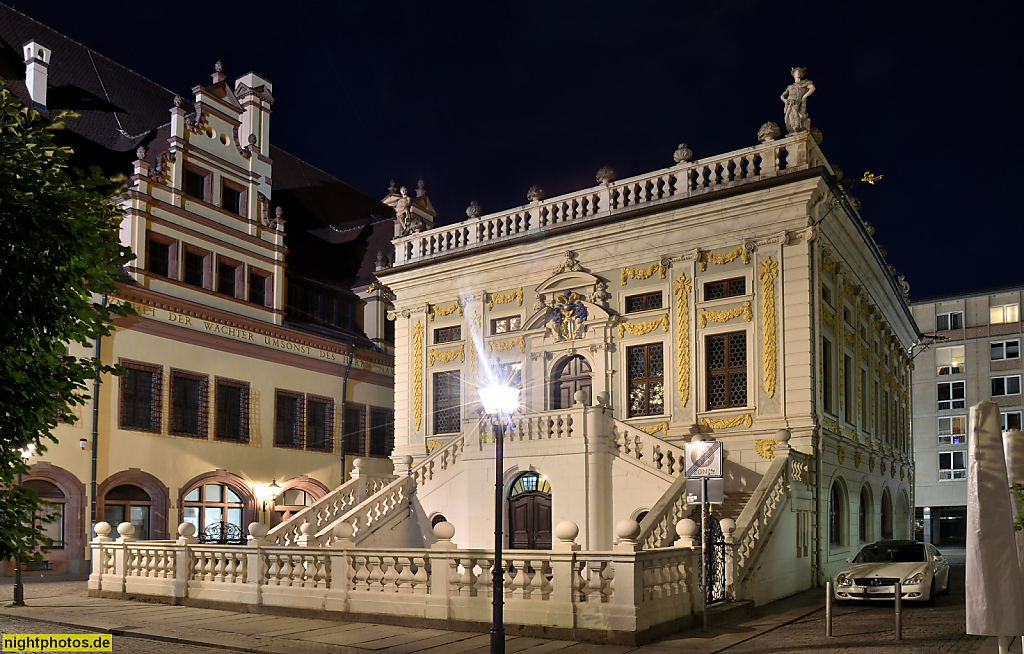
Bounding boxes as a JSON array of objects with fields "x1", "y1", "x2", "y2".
[{"x1": 479, "y1": 382, "x2": 519, "y2": 654}]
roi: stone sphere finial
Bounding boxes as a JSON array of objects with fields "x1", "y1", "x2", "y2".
[
  {"x1": 615, "y1": 519, "x2": 641, "y2": 542},
  {"x1": 526, "y1": 185, "x2": 546, "y2": 202},
  {"x1": 676, "y1": 518, "x2": 697, "y2": 539},
  {"x1": 673, "y1": 143, "x2": 693, "y2": 164},
  {"x1": 135, "y1": 146, "x2": 146, "y2": 160},
  {"x1": 862, "y1": 220, "x2": 875, "y2": 236},
  {"x1": 215, "y1": 60, "x2": 224, "y2": 73},
  {"x1": 275, "y1": 206, "x2": 283, "y2": 219},
  {"x1": 466, "y1": 200, "x2": 482, "y2": 219},
  {"x1": 720, "y1": 518, "x2": 736, "y2": 536},
  {"x1": 554, "y1": 520, "x2": 579, "y2": 543},
  {"x1": 95, "y1": 522, "x2": 112, "y2": 538},
  {"x1": 248, "y1": 522, "x2": 269, "y2": 539},
  {"x1": 757, "y1": 121, "x2": 781, "y2": 143},
  {"x1": 810, "y1": 127, "x2": 823, "y2": 145},
  {"x1": 177, "y1": 522, "x2": 196, "y2": 538},
  {"x1": 299, "y1": 521, "x2": 315, "y2": 536},
  {"x1": 248, "y1": 133, "x2": 257, "y2": 146},
  {"x1": 776, "y1": 428, "x2": 792, "y2": 446},
  {"x1": 173, "y1": 95, "x2": 184, "y2": 108},
  {"x1": 596, "y1": 166, "x2": 616, "y2": 184},
  {"x1": 117, "y1": 522, "x2": 136, "y2": 537},
  {"x1": 333, "y1": 522, "x2": 355, "y2": 540},
  {"x1": 596, "y1": 391, "x2": 609, "y2": 407},
  {"x1": 402, "y1": 455, "x2": 414, "y2": 466},
  {"x1": 352, "y1": 457, "x2": 365, "y2": 470},
  {"x1": 433, "y1": 521, "x2": 456, "y2": 542},
  {"x1": 573, "y1": 390, "x2": 588, "y2": 406}
]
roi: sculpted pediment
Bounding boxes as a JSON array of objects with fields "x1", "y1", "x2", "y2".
[{"x1": 524, "y1": 270, "x2": 612, "y2": 331}]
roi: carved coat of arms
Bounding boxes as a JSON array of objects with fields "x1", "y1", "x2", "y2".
[{"x1": 552, "y1": 291, "x2": 588, "y2": 340}]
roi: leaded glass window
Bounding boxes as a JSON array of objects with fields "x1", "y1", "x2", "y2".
[
  {"x1": 704, "y1": 277, "x2": 746, "y2": 301},
  {"x1": 706, "y1": 332, "x2": 747, "y2": 410},
  {"x1": 433, "y1": 371, "x2": 461, "y2": 433},
  {"x1": 625, "y1": 292, "x2": 662, "y2": 313},
  {"x1": 119, "y1": 360, "x2": 162, "y2": 432},
  {"x1": 435, "y1": 326, "x2": 461, "y2": 344},
  {"x1": 491, "y1": 316, "x2": 521, "y2": 334},
  {"x1": 628, "y1": 344, "x2": 665, "y2": 417}
]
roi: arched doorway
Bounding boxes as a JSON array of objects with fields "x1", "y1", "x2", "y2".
[
  {"x1": 881, "y1": 488, "x2": 894, "y2": 540},
  {"x1": 550, "y1": 355, "x2": 592, "y2": 410},
  {"x1": 508, "y1": 472, "x2": 552, "y2": 550}
]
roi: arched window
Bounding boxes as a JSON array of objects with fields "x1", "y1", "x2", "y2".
[
  {"x1": 102, "y1": 485, "x2": 152, "y2": 540},
  {"x1": 859, "y1": 487, "x2": 871, "y2": 543},
  {"x1": 270, "y1": 476, "x2": 328, "y2": 527},
  {"x1": 828, "y1": 480, "x2": 845, "y2": 547},
  {"x1": 182, "y1": 481, "x2": 248, "y2": 544},
  {"x1": 23, "y1": 480, "x2": 65, "y2": 548},
  {"x1": 881, "y1": 488, "x2": 894, "y2": 539}
]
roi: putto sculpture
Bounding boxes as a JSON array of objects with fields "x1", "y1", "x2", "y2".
[{"x1": 781, "y1": 67, "x2": 815, "y2": 134}]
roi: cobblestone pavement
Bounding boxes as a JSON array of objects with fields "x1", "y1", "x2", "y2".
[{"x1": 0, "y1": 614, "x2": 235, "y2": 654}]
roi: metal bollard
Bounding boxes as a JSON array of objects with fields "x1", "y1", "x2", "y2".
[
  {"x1": 825, "y1": 581, "x2": 833, "y2": 637},
  {"x1": 894, "y1": 580, "x2": 902, "y2": 640}
]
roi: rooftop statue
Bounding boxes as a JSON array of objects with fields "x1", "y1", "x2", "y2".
[{"x1": 781, "y1": 67, "x2": 815, "y2": 134}]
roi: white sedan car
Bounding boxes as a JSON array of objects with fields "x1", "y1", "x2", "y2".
[{"x1": 833, "y1": 540, "x2": 951, "y2": 604}]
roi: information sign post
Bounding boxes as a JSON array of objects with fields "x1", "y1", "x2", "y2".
[{"x1": 684, "y1": 440, "x2": 724, "y2": 633}]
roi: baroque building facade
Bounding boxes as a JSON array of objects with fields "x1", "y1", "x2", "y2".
[
  {"x1": 911, "y1": 285, "x2": 1024, "y2": 545},
  {"x1": 3, "y1": 7, "x2": 396, "y2": 575}
]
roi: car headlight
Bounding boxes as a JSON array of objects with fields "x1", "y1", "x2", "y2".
[
  {"x1": 836, "y1": 574, "x2": 853, "y2": 587},
  {"x1": 902, "y1": 572, "x2": 924, "y2": 585}
]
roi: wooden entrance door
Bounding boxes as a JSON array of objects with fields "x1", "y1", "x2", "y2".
[
  {"x1": 509, "y1": 492, "x2": 552, "y2": 550},
  {"x1": 550, "y1": 355, "x2": 592, "y2": 409}
]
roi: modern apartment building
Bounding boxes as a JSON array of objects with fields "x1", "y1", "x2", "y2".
[{"x1": 911, "y1": 284, "x2": 1024, "y2": 545}]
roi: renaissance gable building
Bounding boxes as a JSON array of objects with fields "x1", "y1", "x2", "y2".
[{"x1": 3, "y1": 6, "x2": 396, "y2": 575}]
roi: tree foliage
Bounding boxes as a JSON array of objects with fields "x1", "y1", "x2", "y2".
[{"x1": 0, "y1": 88, "x2": 134, "y2": 561}]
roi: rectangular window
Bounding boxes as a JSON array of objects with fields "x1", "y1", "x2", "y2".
[
  {"x1": 843, "y1": 307, "x2": 853, "y2": 325},
  {"x1": 992, "y1": 375, "x2": 1022, "y2": 397},
  {"x1": 938, "y1": 451, "x2": 967, "y2": 481},
  {"x1": 147, "y1": 237, "x2": 176, "y2": 278},
  {"x1": 937, "y1": 380, "x2": 966, "y2": 411},
  {"x1": 821, "y1": 338, "x2": 834, "y2": 414},
  {"x1": 936, "y1": 346, "x2": 965, "y2": 375},
  {"x1": 936, "y1": 311, "x2": 964, "y2": 331},
  {"x1": 992, "y1": 340, "x2": 1021, "y2": 361},
  {"x1": 218, "y1": 260, "x2": 241, "y2": 297},
  {"x1": 491, "y1": 316, "x2": 522, "y2": 334},
  {"x1": 625, "y1": 292, "x2": 663, "y2": 313},
  {"x1": 991, "y1": 304, "x2": 1020, "y2": 325},
  {"x1": 169, "y1": 370, "x2": 208, "y2": 438},
  {"x1": 249, "y1": 270, "x2": 270, "y2": 306},
  {"x1": 306, "y1": 395, "x2": 334, "y2": 452},
  {"x1": 860, "y1": 369, "x2": 868, "y2": 428},
  {"x1": 369, "y1": 407, "x2": 394, "y2": 457},
  {"x1": 343, "y1": 404, "x2": 367, "y2": 455},
  {"x1": 221, "y1": 183, "x2": 243, "y2": 216},
  {"x1": 119, "y1": 360, "x2": 162, "y2": 432},
  {"x1": 214, "y1": 378, "x2": 249, "y2": 443},
  {"x1": 844, "y1": 354, "x2": 853, "y2": 424},
  {"x1": 883, "y1": 390, "x2": 890, "y2": 439},
  {"x1": 434, "y1": 326, "x2": 461, "y2": 344},
  {"x1": 705, "y1": 277, "x2": 746, "y2": 301},
  {"x1": 628, "y1": 343, "x2": 665, "y2": 417},
  {"x1": 822, "y1": 284, "x2": 833, "y2": 307},
  {"x1": 433, "y1": 371, "x2": 461, "y2": 434},
  {"x1": 184, "y1": 169, "x2": 208, "y2": 201},
  {"x1": 183, "y1": 249, "x2": 210, "y2": 289},
  {"x1": 1003, "y1": 411, "x2": 1023, "y2": 432},
  {"x1": 707, "y1": 331, "x2": 747, "y2": 410},
  {"x1": 274, "y1": 391, "x2": 304, "y2": 449},
  {"x1": 938, "y1": 416, "x2": 967, "y2": 445}
]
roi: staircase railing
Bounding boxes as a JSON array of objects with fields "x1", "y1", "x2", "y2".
[{"x1": 611, "y1": 419, "x2": 688, "y2": 481}]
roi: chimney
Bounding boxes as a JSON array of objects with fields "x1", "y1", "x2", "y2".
[{"x1": 23, "y1": 40, "x2": 51, "y2": 110}]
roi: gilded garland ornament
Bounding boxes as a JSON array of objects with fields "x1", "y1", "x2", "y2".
[
  {"x1": 758, "y1": 256, "x2": 779, "y2": 398},
  {"x1": 487, "y1": 335, "x2": 526, "y2": 353},
  {"x1": 486, "y1": 288, "x2": 523, "y2": 311},
  {"x1": 673, "y1": 274, "x2": 692, "y2": 407},
  {"x1": 617, "y1": 314, "x2": 670, "y2": 338},
  {"x1": 837, "y1": 445, "x2": 846, "y2": 465},
  {"x1": 427, "y1": 440, "x2": 444, "y2": 453},
  {"x1": 879, "y1": 459, "x2": 887, "y2": 475},
  {"x1": 699, "y1": 245, "x2": 751, "y2": 272},
  {"x1": 869, "y1": 455, "x2": 876, "y2": 472},
  {"x1": 428, "y1": 344, "x2": 465, "y2": 366},
  {"x1": 620, "y1": 262, "x2": 665, "y2": 286},
  {"x1": 698, "y1": 301, "x2": 753, "y2": 329},
  {"x1": 634, "y1": 421, "x2": 669, "y2": 437},
  {"x1": 755, "y1": 438, "x2": 778, "y2": 459},
  {"x1": 700, "y1": 413, "x2": 753, "y2": 431},
  {"x1": 551, "y1": 291, "x2": 587, "y2": 340},
  {"x1": 412, "y1": 322, "x2": 424, "y2": 431},
  {"x1": 429, "y1": 301, "x2": 463, "y2": 321},
  {"x1": 854, "y1": 449, "x2": 863, "y2": 469}
]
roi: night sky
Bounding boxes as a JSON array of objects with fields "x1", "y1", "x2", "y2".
[{"x1": 13, "y1": 2, "x2": 1021, "y2": 301}]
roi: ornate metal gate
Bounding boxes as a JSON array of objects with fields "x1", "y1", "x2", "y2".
[{"x1": 692, "y1": 509, "x2": 727, "y2": 605}]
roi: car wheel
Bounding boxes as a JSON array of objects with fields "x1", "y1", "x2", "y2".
[{"x1": 924, "y1": 579, "x2": 936, "y2": 606}]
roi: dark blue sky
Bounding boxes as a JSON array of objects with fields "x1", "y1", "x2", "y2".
[{"x1": 15, "y1": 2, "x2": 1021, "y2": 300}]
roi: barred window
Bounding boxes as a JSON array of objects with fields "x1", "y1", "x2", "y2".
[
  {"x1": 625, "y1": 292, "x2": 662, "y2": 313},
  {"x1": 435, "y1": 326, "x2": 461, "y2": 344},
  {"x1": 215, "y1": 378, "x2": 249, "y2": 443},
  {"x1": 491, "y1": 316, "x2": 521, "y2": 334},
  {"x1": 344, "y1": 404, "x2": 367, "y2": 455},
  {"x1": 706, "y1": 332, "x2": 747, "y2": 410},
  {"x1": 274, "y1": 391, "x2": 304, "y2": 449},
  {"x1": 705, "y1": 277, "x2": 745, "y2": 301},
  {"x1": 170, "y1": 370, "x2": 208, "y2": 438},
  {"x1": 433, "y1": 371, "x2": 461, "y2": 434},
  {"x1": 119, "y1": 360, "x2": 162, "y2": 432},
  {"x1": 369, "y1": 406, "x2": 394, "y2": 457},
  {"x1": 306, "y1": 395, "x2": 335, "y2": 452},
  {"x1": 628, "y1": 344, "x2": 664, "y2": 417}
]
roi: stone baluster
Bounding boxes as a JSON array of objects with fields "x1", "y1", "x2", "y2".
[{"x1": 325, "y1": 523, "x2": 354, "y2": 612}]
